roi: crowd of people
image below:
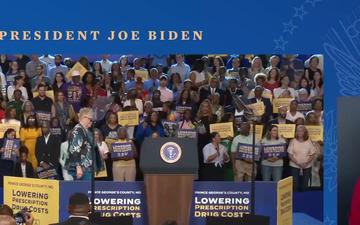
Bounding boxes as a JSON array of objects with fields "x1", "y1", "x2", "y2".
[{"x1": 0, "y1": 54, "x2": 324, "y2": 192}]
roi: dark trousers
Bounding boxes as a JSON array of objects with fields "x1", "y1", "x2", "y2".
[
  {"x1": 290, "y1": 166, "x2": 312, "y2": 192},
  {"x1": 201, "y1": 163, "x2": 225, "y2": 181}
]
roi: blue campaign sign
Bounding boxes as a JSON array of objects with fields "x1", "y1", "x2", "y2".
[
  {"x1": 59, "y1": 181, "x2": 148, "y2": 225},
  {"x1": 59, "y1": 181, "x2": 279, "y2": 225}
]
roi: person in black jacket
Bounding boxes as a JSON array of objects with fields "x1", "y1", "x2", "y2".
[
  {"x1": 13, "y1": 146, "x2": 35, "y2": 178},
  {"x1": 35, "y1": 122, "x2": 61, "y2": 177},
  {"x1": 50, "y1": 193, "x2": 97, "y2": 225},
  {"x1": 199, "y1": 77, "x2": 224, "y2": 104},
  {"x1": 248, "y1": 85, "x2": 273, "y2": 124}
]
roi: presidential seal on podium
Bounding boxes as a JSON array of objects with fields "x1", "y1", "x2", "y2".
[{"x1": 160, "y1": 142, "x2": 182, "y2": 163}]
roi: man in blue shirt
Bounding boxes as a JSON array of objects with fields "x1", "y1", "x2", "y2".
[
  {"x1": 48, "y1": 54, "x2": 69, "y2": 83},
  {"x1": 124, "y1": 68, "x2": 136, "y2": 91},
  {"x1": 144, "y1": 68, "x2": 160, "y2": 93},
  {"x1": 168, "y1": 54, "x2": 191, "y2": 81}
]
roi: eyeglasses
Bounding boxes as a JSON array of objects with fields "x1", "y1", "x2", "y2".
[{"x1": 85, "y1": 116, "x2": 94, "y2": 122}]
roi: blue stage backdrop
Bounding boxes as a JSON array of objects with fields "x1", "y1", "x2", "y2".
[{"x1": 1, "y1": 0, "x2": 359, "y2": 223}]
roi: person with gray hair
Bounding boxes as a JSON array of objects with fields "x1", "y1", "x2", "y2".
[{"x1": 65, "y1": 107, "x2": 95, "y2": 180}]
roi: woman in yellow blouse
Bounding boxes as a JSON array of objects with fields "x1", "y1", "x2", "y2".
[{"x1": 20, "y1": 115, "x2": 42, "y2": 169}]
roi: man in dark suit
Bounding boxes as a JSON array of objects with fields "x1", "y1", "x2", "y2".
[
  {"x1": 13, "y1": 146, "x2": 35, "y2": 178},
  {"x1": 199, "y1": 77, "x2": 224, "y2": 104},
  {"x1": 35, "y1": 122, "x2": 61, "y2": 177},
  {"x1": 50, "y1": 193, "x2": 97, "y2": 225},
  {"x1": 224, "y1": 78, "x2": 243, "y2": 109},
  {"x1": 248, "y1": 85, "x2": 273, "y2": 124}
]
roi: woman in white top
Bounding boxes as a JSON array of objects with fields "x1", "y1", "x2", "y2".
[
  {"x1": 123, "y1": 88, "x2": 143, "y2": 115},
  {"x1": 94, "y1": 128, "x2": 109, "y2": 180},
  {"x1": 261, "y1": 125, "x2": 286, "y2": 182},
  {"x1": 287, "y1": 125, "x2": 317, "y2": 191},
  {"x1": 273, "y1": 75, "x2": 296, "y2": 98},
  {"x1": 201, "y1": 132, "x2": 230, "y2": 181},
  {"x1": 7, "y1": 76, "x2": 28, "y2": 101},
  {"x1": 286, "y1": 100, "x2": 305, "y2": 122}
]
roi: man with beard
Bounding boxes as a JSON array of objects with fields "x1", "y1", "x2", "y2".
[{"x1": 49, "y1": 54, "x2": 69, "y2": 83}]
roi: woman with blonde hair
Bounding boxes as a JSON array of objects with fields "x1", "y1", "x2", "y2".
[
  {"x1": 287, "y1": 125, "x2": 317, "y2": 191},
  {"x1": 21, "y1": 100, "x2": 35, "y2": 126},
  {"x1": 248, "y1": 56, "x2": 264, "y2": 80}
]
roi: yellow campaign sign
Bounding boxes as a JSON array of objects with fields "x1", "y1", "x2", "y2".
[
  {"x1": 249, "y1": 124, "x2": 264, "y2": 141},
  {"x1": 273, "y1": 98, "x2": 294, "y2": 113},
  {"x1": 306, "y1": 125, "x2": 324, "y2": 141},
  {"x1": 263, "y1": 92, "x2": 273, "y2": 103},
  {"x1": 0, "y1": 123, "x2": 20, "y2": 137},
  {"x1": 248, "y1": 102, "x2": 265, "y2": 116},
  {"x1": 277, "y1": 177, "x2": 293, "y2": 225},
  {"x1": 276, "y1": 124, "x2": 296, "y2": 139},
  {"x1": 118, "y1": 111, "x2": 139, "y2": 126},
  {"x1": 209, "y1": 122, "x2": 234, "y2": 138},
  {"x1": 135, "y1": 69, "x2": 149, "y2": 81},
  {"x1": 33, "y1": 90, "x2": 55, "y2": 101},
  {"x1": 66, "y1": 61, "x2": 88, "y2": 81},
  {"x1": 4, "y1": 176, "x2": 59, "y2": 225}
]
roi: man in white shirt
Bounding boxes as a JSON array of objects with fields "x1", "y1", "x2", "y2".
[
  {"x1": 39, "y1": 54, "x2": 55, "y2": 67},
  {"x1": 202, "y1": 132, "x2": 230, "y2": 180},
  {"x1": 158, "y1": 75, "x2": 173, "y2": 102},
  {"x1": 168, "y1": 54, "x2": 191, "y2": 81}
]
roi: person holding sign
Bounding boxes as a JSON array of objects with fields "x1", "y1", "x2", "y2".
[
  {"x1": 201, "y1": 132, "x2": 230, "y2": 181},
  {"x1": 176, "y1": 89, "x2": 197, "y2": 119},
  {"x1": 231, "y1": 122, "x2": 260, "y2": 182},
  {"x1": 287, "y1": 125, "x2": 317, "y2": 191},
  {"x1": 112, "y1": 127, "x2": 137, "y2": 182},
  {"x1": 35, "y1": 122, "x2": 61, "y2": 179},
  {"x1": 261, "y1": 125, "x2": 286, "y2": 182},
  {"x1": 248, "y1": 85, "x2": 273, "y2": 124},
  {"x1": 178, "y1": 109, "x2": 196, "y2": 130},
  {"x1": 267, "y1": 105, "x2": 293, "y2": 125},
  {"x1": 31, "y1": 84, "x2": 56, "y2": 120},
  {"x1": 266, "y1": 105, "x2": 294, "y2": 134},
  {"x1": 0, "y1": 128, "x2": 20, "y2": 162},
  {"x1": 123, "y1": 88, "x2": 144, "y2": 115}
]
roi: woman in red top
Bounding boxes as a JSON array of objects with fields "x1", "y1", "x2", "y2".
[{"x1": 264, "y1": 67, "x2": 280, "y2": 94}]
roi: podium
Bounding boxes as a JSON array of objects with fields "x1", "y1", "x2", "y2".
[{"x1": 140, "y1": 137, "x2": 199, "y2": 225}]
